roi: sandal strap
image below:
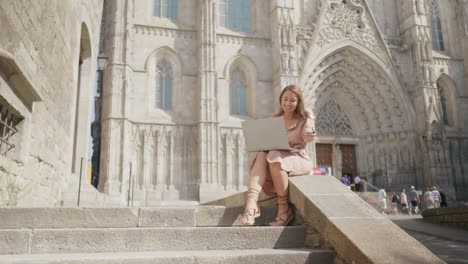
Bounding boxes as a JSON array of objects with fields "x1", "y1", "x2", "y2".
[{"x1": 270, "y1": 207, "x2": 293, "y2": 226}]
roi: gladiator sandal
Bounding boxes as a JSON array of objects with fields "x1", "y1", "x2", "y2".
[
  {"x1": 240, "y1": 188, "x2": 261, "y2": 226},
  {"x1": 269, "y1": 193, "x2": 294, "y2": 226}
]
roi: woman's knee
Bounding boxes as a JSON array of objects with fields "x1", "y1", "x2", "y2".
[{"x1": 268, "y1": 162, "x2": 283, "y2": 173}]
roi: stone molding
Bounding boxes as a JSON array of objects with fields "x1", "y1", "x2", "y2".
[
  {"x1": 0, "y1": 49, "x2": 42, "y2": 108},
  {"x1": 134, "y1": 24, "x2": 196, "y2": 39},
  {"x1": 216, "y1": 33, "x2": 271, "y2": 47}
]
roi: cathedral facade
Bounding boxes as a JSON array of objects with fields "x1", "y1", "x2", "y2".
[{"x1": 96, "y1": 0, "x2": 468, "y2": 205}]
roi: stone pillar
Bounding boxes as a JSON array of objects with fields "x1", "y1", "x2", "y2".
[
  {"x1": 99, "y1": 0, "x2": 133, "y2": 204},
  {"x1": 270, "y1": 0, "x2": 299, "y2": 109},
  {"x1": 197, "y1": 0, "x2": 220, "y2": 201}
]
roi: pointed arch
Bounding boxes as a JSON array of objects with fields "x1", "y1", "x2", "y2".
[
  {"x1": 300, "y1": 42, "x2": 416, "y2": 133},
  {"x1": 71, "y1": 22, "x2": 95, "y2": 174},
  {"x1": 436, "y1": 74, "x2": 459, "y2": 127},
  {"x1": 224, "y1": 54, "x2": 258, "y2": 117},
  {"x1": 145, "y1": 47, "x2": 181, "y2": 114}
]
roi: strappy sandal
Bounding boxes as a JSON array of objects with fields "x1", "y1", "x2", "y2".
[
  {"x1": 269, "y1": 193, "x2": 294, "y2": 226},
  {"x1": 240, "y1": 188, "x2": 261, "y2": 226},
  {"x1": 269, "y1": 206, "x2": 294, "y2": 226}
]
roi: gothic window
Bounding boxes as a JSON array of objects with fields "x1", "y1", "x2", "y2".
[
  {"x1": 230, "y1": 68, "x2": 247, "y2": 116},
  {"x1": 154, "y1": 0, "x2": 177, "y2": 20},
  {"x1": 156, "y1": 59, "x2": 173, "y2": 110},
  {"x1": 220, "y1": 0, "x2": 251, "y2": 32},
  {"x1": 316, "y1": 100, "x2": 353, "y2": 136},
  {"x1": 428, "y1": 0, "x2": 445, "y2": 51}
]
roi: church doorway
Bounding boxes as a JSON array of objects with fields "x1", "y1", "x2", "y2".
[
  {"x1": 316, "y1": 143, "x2": 333, "y2": 168},
  {"x1": 340, "y1": 144, "x2": 357, "y2": 179}
]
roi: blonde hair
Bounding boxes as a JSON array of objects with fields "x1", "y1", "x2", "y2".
[{"x1": 273, "y1": 84, "x2": 310, "y2": 119}]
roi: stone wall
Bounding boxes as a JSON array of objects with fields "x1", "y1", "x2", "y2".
[
  {"x1": 0, "y1": 0, "x2": 103, "y2": 206},
  {"x1": 422, "y1": 207, "x2": 468, "y2": 230}
]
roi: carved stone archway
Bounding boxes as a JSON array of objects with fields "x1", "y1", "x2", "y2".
[{"x1": 302, "y1": 47, "x2": 417, "y2": 190}]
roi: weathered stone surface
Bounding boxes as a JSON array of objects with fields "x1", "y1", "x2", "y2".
[
  {"x1": 139, "y1": 207, "x2": 196, "y2": 227},
  {"x1": 0, "y1": 230, "x2": 30, "y2": 254},
  {"x1": 289, "y1": 176, "x2": 444, "y2": 264},
  {"x1": 0, "y1": 208, "x2": 139, "y2": 229},
  {"x1": 196, "y1": 206, "x2": 277, "y2": 226},
  {"x1": 0, "y1": 249, "x2": 335, "y2": 264},
  {"x1": 28, "y1": 226, "x2": 305, "y2": 254}
]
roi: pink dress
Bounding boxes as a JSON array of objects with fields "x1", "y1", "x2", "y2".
[{"x1": 250, "y1": 117, "x2": 316, "y2": 195}]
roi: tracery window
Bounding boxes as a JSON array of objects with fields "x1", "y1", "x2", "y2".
[
  {"x1": 219, "y1": 0, "x2": 251, "y2": 32},
  {"x1": 316, "y1": 100, "x2": 353, "y2": 136},
  {"x1": 154, "y1": 0, "x2": 177, "y2": 20},
  {"x1": 428, "y1": 0, "x2": 445, "y2": 51},
  {"x1": 156, "y1": 59, "x2": 173, "y2": 110},
  {"x1": 230, "y1": 68, "x2": 247, "y2": 116}
]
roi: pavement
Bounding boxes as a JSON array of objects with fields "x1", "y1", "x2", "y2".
[{"x1": 388, "y1": 214, "x2": 468, "y2": 264}]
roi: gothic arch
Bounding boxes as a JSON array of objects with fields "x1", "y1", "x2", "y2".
[
  {"x1": 436, "y1": 74, "x2": 459, "y2": 128},
  {"x1": 224, "y1": 54, "x2": 258, "y2": 116},
  {"x1": 300, "y1": 43, "x2": 415, "y2": 135},
  {"x1": 145, "y1": 47, "x2": 182, "y2": 116}
]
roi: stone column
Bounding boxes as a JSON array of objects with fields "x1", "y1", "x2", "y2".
[
  {"x1": 270, "y1": 0, "x2": 299, "y2": 109},
  {"x1": 197, "y1": 0, "x2": 220, "y2": 201},
  {"x1": 99, "y1": 0, "x2": 133, "y2": 204}
]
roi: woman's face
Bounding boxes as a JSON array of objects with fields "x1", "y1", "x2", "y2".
[{"x1": 281, "y1": 90, "x2": 299, "y2": 115}]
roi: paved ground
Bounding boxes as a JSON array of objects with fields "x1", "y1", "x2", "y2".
[{"x1": 389, "y1": 214, "x2": 468, "y2": 264}]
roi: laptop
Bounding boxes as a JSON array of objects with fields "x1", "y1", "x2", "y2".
[{"x1": 241, "y1": 117, "x2": 296, "y2": 152}]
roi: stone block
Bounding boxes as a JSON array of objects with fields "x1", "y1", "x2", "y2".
[
  {"x1": 196, "y1": 206, "x2": 277, "y2": 226},
  {"x1": 138, "y1": 207, "x2": 196, "y2": 227},
  {"x1": 0, "y1": 230, "x2": 30, "y2": 254},
  {"x1": 289, "y1": 176, "x2": 444, "y2": 264},
  {"x1": 0, "y1": 208, "x2": 139, "y2": 229},
  {"x1": 28, "y1": 226, "x2": 306, "y2": 254},
  {"x1": 0, "y1": 249, "x2": 335, "y2": 264}
]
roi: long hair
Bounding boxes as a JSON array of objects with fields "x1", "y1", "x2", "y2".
[{"x1": 273, "y1": 84, "x2": 310, "y2": 119}]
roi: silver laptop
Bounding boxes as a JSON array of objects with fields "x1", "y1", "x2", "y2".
[{"x1": 241, "y1": 117, "x2": 295, "y2": 152}]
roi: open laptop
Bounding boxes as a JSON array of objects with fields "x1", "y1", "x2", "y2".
[{"x1": 241, "y1": 117, "x2": 296, "y2": 152}]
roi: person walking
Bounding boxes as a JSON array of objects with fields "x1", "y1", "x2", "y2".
[
  {"x1": 240, "y1": 85, "x2": 316, "y2": 226},
  {"x1": 354, "y1": 175, "x2": 361, "y2": 192},
  {"x1": 440, "y1": 190, "x2": 447, "y2": 207},
  {"x1": 409, "y1": 186, "x2": 420, "y2": 214},
  {"x1": 432, "y1": 186, "x2": 441, "y2": 208},
  {"x1": 391, "y1": 192, "x2": 400, "y2": 215},
  {"x1": 378, "y1": 188, "x2": 387, "y2": 214},
  {"x1": 400, "y1": 189, "x2": 409, "y2": 214},
  {"x1": 424, "y1": 187, "x2": 435, "y2": 210}
]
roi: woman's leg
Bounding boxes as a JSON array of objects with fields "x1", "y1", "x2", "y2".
[
  {"x1": 268, "y1": 162, "x2": 293, "y2": 226},
  {"x1": 241, "y1": 152, "x2": 269, "y2": 225}
]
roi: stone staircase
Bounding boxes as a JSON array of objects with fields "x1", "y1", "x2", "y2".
[{"x1": 0, "y1": 207, "x2": 336, "y2": 264}]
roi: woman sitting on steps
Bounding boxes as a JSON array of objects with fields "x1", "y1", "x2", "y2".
[{"x1": 240, "y1": 84, "x2": 316, "y2": 226}]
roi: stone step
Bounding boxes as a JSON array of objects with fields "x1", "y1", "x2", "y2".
[
  {"x1": 0, "y1": 226, "x2": 306, "y2": 254},
  {"x1": 0, "y1": 206, "x2": 282, "y2": 229},
  {"x1": 0, "y1": 248, "x2": 335, "y2": 264}
]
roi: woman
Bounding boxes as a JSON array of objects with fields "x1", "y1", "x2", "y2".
[
  {"x1": 240, "y1": 85, "x2": 316, "y2": 226},
  {"x1": 424, "y1": 187, "x2": 434, "y2": 210}
]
